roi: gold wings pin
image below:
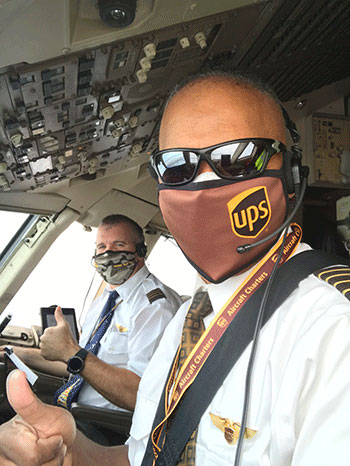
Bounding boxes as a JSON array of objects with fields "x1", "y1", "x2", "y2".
[
  {"x1": 115, "y1": 324, "x2": 128, "y2": 332},
  {"x1": 209, "y1": 412, "x2": 257, "y2": 445}
]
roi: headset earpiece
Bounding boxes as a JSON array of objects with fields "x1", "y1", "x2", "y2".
[
  {"x1": 283, "y1": 150, "x2": 298, "y2": 194},
  {"x1": 281, "y1": 106, "x2": 305, "y2": 196},
  {"x1": 136, "y1": 242, "x2": 147, "y2": 257}
]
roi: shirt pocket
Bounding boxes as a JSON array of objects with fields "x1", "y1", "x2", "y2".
[{"x1": 99, "y1": 325, "x2": 129, "y2": 365}]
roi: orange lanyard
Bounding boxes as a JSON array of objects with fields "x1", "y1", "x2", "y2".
[{"x1": 151, "y1": 224, "x2": 302, "y2": 462}]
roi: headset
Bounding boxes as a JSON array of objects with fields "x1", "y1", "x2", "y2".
[
  {"x1": 280, "y1": 106, "x2": 308, "y2": 196},
  {"x1": 135, "y1": 241, "x2": 148, "y2": 258}
]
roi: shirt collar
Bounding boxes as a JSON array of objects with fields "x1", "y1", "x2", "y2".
[
  {"x1": 195, "y1": 240, "x2": 311, "y2": 315},
  {"x1": 203, "y1": 268, "x2": 253, "y2": 315}
]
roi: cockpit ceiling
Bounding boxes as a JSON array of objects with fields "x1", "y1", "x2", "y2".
[{"x1": 0, "y1": 0, "x2": 349, "y2": 196}]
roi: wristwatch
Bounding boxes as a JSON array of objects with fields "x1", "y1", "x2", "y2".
[{"x1": 66, "y1": 348, "x2": 89, "y2": 374}]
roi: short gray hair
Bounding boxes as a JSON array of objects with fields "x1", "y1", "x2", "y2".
[{"x1": 99, "y1": 214, "x2": 144, "y2": 244}]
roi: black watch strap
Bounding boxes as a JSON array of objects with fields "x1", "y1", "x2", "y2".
[{"x1": 67, "y1": 348, "x2": 89, "y2": 374}]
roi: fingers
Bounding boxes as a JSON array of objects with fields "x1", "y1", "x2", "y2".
[
  {"x1": 37, "y1": 436, "x2": 66, "y2": 466},
  {"x1": 0, "y1": 415, "x2": 66, "y2": 466},
  {"x1": 11, "y1": 436, "x2": 65, "y2": 466},
  {"x1": 8, "y1": 436, "x2": 65, "y2": 466}
]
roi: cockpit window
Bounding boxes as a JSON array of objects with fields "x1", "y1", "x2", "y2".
[
  {"x1": 2, "y1": 220, "x2": 98, "y2": 328},
  {"x1": 146, "y1": 235, "x2": 197, "y2": 298},
  {"x1": 0, "y1": 212, "x2": 36, "y2": 266}
]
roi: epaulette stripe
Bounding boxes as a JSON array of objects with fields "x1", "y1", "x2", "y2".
[
  {"x1": 325, "y1": 274, "x2": 350, "y2": 284},
  {"x1": 314, "y1": 266, "x2": 350, "y2": 299},
  {"x1": 317, "y1": 267, "x2": 349, "y2": 279},
  {"x1": 316, "y1": 270, "x2": 350, "y2": 280},
  {"x1": 332, "y1": 278, "x2": 350, "y2": 286},
  {"x1": 333, "y1": 282, "x2": 350, "y2": 294},
  {"x1": 147, "y1": 290, "x2": 163, "y2": 298},
  {"x1": 146, "y1": 288, "x2": 166, "y2": 304},
  {"x1": 325, "y1": 273, "x2": 350, "y2": 283}
]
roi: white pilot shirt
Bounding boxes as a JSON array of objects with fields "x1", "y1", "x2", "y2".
[
  {"x1": 78, "y1": 265, "x2": 183, "y2": 410},
  {"x1": 128, "y1": 244, "x2": 350, "y2": 466}
]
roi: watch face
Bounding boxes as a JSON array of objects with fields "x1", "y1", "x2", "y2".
[{"x1": 68, "y1": 356, "x2": 83, "y2": 373}]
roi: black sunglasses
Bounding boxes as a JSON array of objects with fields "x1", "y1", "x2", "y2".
[{"x1": 150, "y1": 138, "x2": 286, "y2": 186}]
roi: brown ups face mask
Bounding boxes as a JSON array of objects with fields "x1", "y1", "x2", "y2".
[{"x1": 158, "y1": 171, "x2": 289, "y2": 283}]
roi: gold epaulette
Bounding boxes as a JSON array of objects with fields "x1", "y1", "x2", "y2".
[
  {"x1": 146, "y1": 288, "x2": 166, "y2": 304},
  {"x1": 314, "y1": 265, "x2": 350, "y2": 299}
]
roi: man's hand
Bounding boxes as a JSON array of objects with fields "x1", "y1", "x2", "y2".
[
  {"x1": 40, "y1": 307, "x2": 80, "y2": 363},
  {"x1": 0, "y1": 370, "x2": 76, "y2": 466},
  {"x1": 0, "y1": 344, "x2": 31, "y2": 363}
]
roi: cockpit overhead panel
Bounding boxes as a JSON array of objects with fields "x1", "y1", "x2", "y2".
[{"x1": 0, "y1": 0, "x2": 349, "y2": 194}]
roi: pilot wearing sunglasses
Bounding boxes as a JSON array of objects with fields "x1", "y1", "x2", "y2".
[
  {"x1": 1, "y1": 72, "x2": 349, "y2": 466},
  {"x1": 129, "y1": 72, "x2": 349, "y2": 466}
]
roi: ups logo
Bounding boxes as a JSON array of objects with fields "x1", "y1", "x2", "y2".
[
  {"x1": 227, "y1": 186, "x2": 271, "y2": 238},
  {"x1": 217, "y1": 317, "x2": 228, "y2": 328}
]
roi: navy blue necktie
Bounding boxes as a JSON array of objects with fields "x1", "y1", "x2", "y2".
[{"x1": 54, "y1": 290, "x2": 119, "y2": 409}]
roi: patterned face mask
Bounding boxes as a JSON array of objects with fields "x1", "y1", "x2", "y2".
[{"x1": 92, "y1": 250, "x2": 138, "y2": 285}]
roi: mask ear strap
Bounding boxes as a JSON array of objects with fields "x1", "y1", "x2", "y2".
[{"x1": 91, "y1": 253, "x2": 97, "y2": 267}]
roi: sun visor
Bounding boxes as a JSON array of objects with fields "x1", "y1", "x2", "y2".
[{"x1": 0, "y1": 192, "x2": 69, "y2": 215}]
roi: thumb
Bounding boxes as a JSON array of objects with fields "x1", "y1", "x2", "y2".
[
  {"x1": 7, "y1": 370, "x2": 46, "y2": 425},
  {"x1": 54, "y1": 306, "x2": 66, "y2": 326},
  {"x1": 7, "y1": 370, "x2": 76, "y2": 445}
]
